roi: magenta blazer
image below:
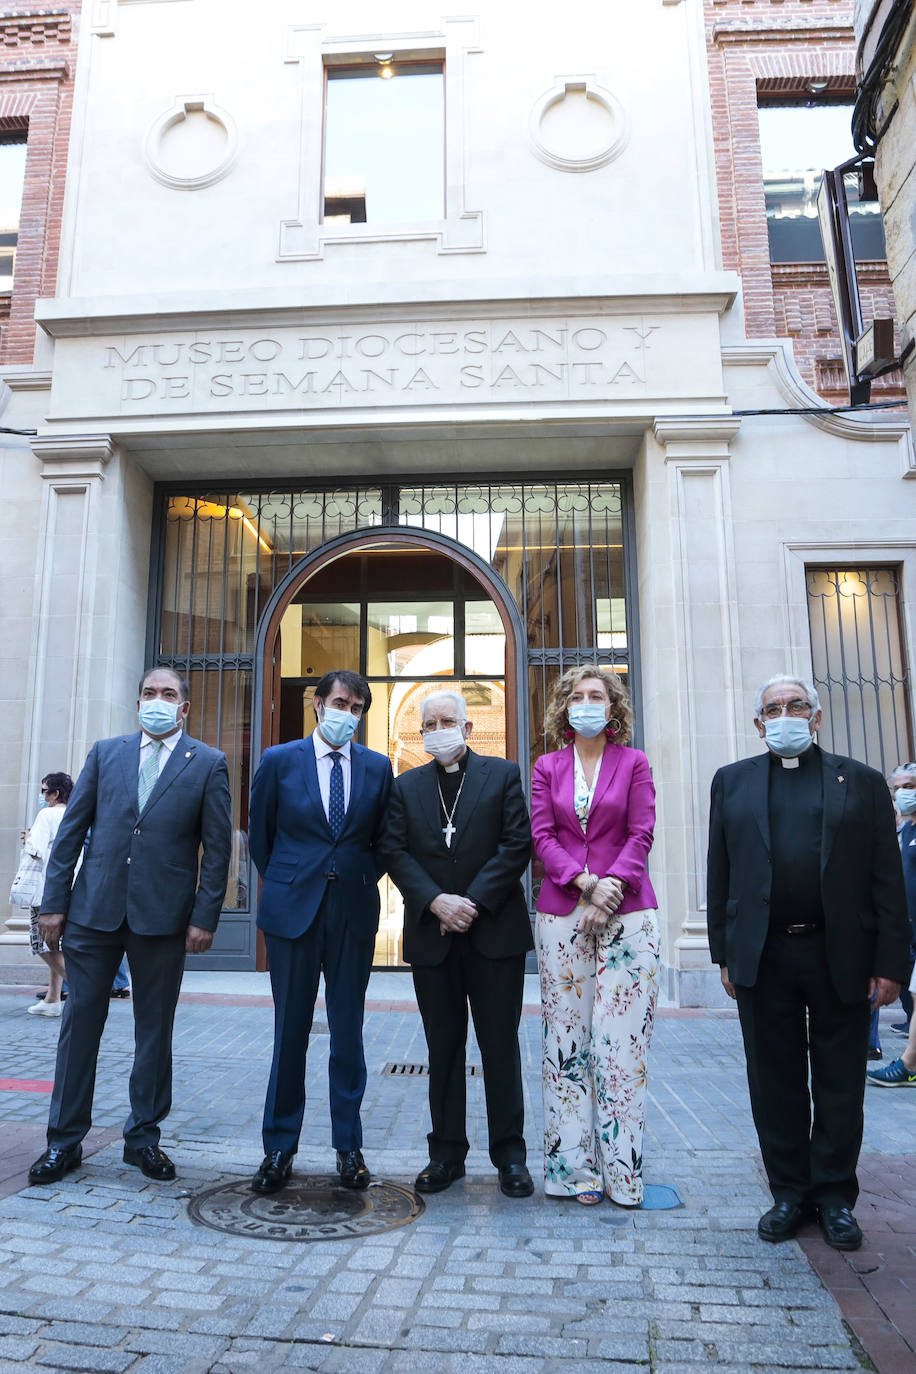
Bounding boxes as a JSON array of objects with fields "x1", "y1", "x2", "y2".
[{"x1": 531, "y1": 744, "x2": 657, "y2": 917}]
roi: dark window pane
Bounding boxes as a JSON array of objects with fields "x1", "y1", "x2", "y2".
[{"x1": 759, "y1": 104, "x2": 886, "y2": 264}]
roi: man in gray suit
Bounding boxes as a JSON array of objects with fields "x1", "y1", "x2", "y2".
[{"x1": 28, "y1": 668, "x2": 232, "y2": 1185}]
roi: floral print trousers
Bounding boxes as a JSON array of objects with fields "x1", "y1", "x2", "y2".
[{"x1": 535, "y1": 906, "x2": 659, "y2": 1204}]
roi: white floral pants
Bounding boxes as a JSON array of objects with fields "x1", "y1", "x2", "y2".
[{"x1": 535, "y1": 906, "x2": 659, "y2": 1204}]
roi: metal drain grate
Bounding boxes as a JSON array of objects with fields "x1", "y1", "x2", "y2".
[{"x1": 383, "y1": 1062, "x2": 481, "y2": 1077}]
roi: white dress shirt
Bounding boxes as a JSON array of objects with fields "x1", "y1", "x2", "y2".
[
  {"x1": 139, "y1": 728, "x2": 182, "y2": 778},
  {"x1": 312, "y1": 731, "x2": 352, "y2": 820}
]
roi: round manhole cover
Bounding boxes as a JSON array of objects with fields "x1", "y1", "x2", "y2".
[{"x1": 188, "y1": 1175, "x2": 424, "y2": 1241}]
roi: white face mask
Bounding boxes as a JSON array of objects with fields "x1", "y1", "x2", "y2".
[{"x1": 423, "y1": 726, "x2": 466, "y2": 765}]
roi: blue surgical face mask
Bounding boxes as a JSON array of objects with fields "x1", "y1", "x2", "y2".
[
  {"x1": 568, "y1": 703, "x2": 609, "y2": 739},
  {"x1": 763, "y1": 717, "x2": 813, "y2": 757},
  {"x1": 319, "y1": 705, "x2": 359, "y2": 748},
  {"x1": 895, "y1": 788, "x2": 916, "y2": 816},
  {"x1": 138, "y1": 700, "x2": 181, "y2": 737},
  {"x1": 37, "y1": 793, "x2": 48, "y2": 809}
]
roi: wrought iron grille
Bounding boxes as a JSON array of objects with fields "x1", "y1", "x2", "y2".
[
  {"x1": 150, "y1": 476, "x2": 632, "y2": 917},
  {"x1": 806, "y1": 566, "x2": 912, "y2": 773}
]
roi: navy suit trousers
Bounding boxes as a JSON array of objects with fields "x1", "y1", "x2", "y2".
[{"x1": 262, "y1": 885, "x2": 375, "y2": 1154}]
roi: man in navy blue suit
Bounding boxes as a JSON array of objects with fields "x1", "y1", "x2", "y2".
[{"x1": 249, "y1": 669, "x2": 392, "y2": 1194}]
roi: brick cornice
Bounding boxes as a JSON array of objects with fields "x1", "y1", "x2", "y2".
[
  {"x1": 0, "y1": 11, "x2": 71, "y2": 47},
  {"x1": 713, "y1": 22, "x2": 854, "y2": 44},
  {"x1": 0, "y1": 59, "x2": 67, "y2": 80}
]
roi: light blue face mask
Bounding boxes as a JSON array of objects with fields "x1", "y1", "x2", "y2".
[
  {"x1": 895, "y1": 788, "x2": 916, "y2": 816},
  {"x1": 138, "y1": 700, "x2": 181, "y2": 737},
  {"x1": 568, "y1": 703, "x2": 609, "y2": 739},
  {"x1": 763, "y1": 717, "x2": 813, "y2": 758},
  {"x1": 37, "y1": 793, "x2": 48, "y2": 809},
  {"x1": 319, "y1": 705, "x2": 359, "y2": 747}
]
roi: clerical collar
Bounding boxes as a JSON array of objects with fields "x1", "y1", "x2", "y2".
[
  {"x1": 436, "y1": 750, "x2": 469, "y2": 776},
  {"x1": 768, "y1": 742, "x2": 818, "y2": 771}
]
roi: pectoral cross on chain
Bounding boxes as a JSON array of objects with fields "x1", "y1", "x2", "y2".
[{"x1": 437, "y1": 773, "x2": 465, "y2": 851}]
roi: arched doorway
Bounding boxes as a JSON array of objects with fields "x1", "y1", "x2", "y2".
[{"x1": 255, "y1": 529, "x2": 523, "y2": 968}]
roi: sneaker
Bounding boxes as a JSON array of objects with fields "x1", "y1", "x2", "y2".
[
  {"x1": 889, "y1": 1022, "x2": 910, "y2": 1036},
  {"x1": 867, "y1": 1047, "x2": 882, "y2": 1061},
  {"x1": 866, "y1": 1057, "x2": 916, "y2": 1087},
  {"x1": 27, "y1": 1000, "x2": 63, "y2": 1017}
]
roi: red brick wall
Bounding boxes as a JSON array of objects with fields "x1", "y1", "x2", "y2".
[
  {"x1": 706, "y1": 0, "x2": 905, "y2": 402},
  {"x1": 0, "y1": 3, "x2": 79, "y2": 365}
]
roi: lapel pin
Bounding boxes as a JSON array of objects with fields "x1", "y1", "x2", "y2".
[
  {"x1": 837, "y1": 775, "x2": 844, "y2": 783},
  {"x1": 185, "y1": 751, "x2": 192, "y2": 758}
]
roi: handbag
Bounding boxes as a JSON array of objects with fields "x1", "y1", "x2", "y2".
[{"x1": 9, "y1": 848, "x2": 44, "y2": 908}]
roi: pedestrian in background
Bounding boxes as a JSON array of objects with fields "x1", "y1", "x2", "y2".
[
  {"x1": 24, "y1": 772, "x2": 74, "y2": 1017},
  {"x1": 531, "y1": 666, "x2": 659, "y2": 1207}
]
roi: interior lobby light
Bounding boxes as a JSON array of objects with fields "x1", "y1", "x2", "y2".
[{"x1": 375, "y1": 52, "x2": 394, "y2": 79}]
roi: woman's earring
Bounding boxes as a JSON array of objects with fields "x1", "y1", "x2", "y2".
[
  {"x1": 606, "y1": 717, "x2": 620, "y2": 739},
  {"x1": 564, "y1": 727, "x2": 574, "y2": 741}
]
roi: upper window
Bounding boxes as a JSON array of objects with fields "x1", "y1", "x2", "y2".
[
  {"x1": 0, "y1": 135, "x2": 27, "y2": 293},
  {"x1": 323, "y1": 60, "x2": 444, "y2": 225},
  {"x1": 758, "y1": 103, "x2": 885, "y2": 264}
]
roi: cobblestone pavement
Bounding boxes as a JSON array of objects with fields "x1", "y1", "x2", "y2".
[{"x1": 0, "y1": 984, "x2": 914, "y2": 1373}]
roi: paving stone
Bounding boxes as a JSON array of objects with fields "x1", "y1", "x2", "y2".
[
  {"x1": 33, "y1": 1321, "x2": 130, "y2": 1348},
  {"x1": 33, "y1": 1344, "x2": 137, "y2": 1372},
  {"x1": 0, "y1": 1337, "x2": 39, "y2": 1361}
]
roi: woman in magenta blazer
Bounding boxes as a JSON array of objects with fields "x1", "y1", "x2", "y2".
[{"x1": 531, "y1": 665, "x2": 659, "y2": 1206}]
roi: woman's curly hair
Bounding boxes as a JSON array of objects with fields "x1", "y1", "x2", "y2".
[{"x1": 543, "y1": 665, "x2": 634, "y2": 751}]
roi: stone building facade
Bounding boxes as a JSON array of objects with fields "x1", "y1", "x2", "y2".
[
  {"x1": 0, "y1": 0, "x2": 913, "y2": 1001},
  {"x1": 853, "y1": 0, "x2": 916, "y2": 425}
]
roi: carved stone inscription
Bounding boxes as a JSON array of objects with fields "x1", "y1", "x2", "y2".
[{"x1": 92, "y1": 317, "x2": 665, "y2": 414}]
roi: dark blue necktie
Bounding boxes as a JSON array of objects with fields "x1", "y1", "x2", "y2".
[{"x1": 328, "y1": 753, "x2": 345, "y2": 838}]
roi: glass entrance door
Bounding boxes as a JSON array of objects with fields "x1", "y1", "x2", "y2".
[{"x1": 270, "y1": 543, "x2": 508, "y2": 967}]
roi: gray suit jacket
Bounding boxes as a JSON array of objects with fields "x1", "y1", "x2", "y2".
[{"x1": 41, "y1": 731, "x2": 232, "y2": 936}]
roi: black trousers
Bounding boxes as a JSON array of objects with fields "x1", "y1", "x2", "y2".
[
  {"x1": 48, "y1": 918, "x2": 187, "y2": 1150},
  {"x1": 734, "y1": 928, "x2": 870, "y2": 1210},
  {"x1": 412, "y1": 940, "x2": 527, "y2": 1168}
]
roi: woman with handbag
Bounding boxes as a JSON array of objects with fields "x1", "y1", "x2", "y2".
[
  {"x1": 531, "y1": 666, "x2": 659, "y2": 1206},
  {"x1": 21, "y1": 772, "x2": 74, "y2": 1016}
]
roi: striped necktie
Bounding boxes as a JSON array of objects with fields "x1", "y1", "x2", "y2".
[
  {"x1": 138, "y1": 740, "x2": 163, "y2": 811},
  {"x1": 328, "y1": 753, "x2": 345, "y2": 838}
]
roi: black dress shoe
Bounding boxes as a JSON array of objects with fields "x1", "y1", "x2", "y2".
[
  {"x1": 251, "y1": 1149, "x2": 294, "y2": 1194},
  {"x1": 415, "y1": 1160, "x2": 465, "y2": 1194},
  {"x1": 757, "y1": 1201, "x2": 810, "y2": 1242},
  {"x1": 28, "y1": 1143, "x2": 82, "y2": 1185},
  {"x1": 818, "y1": 1205, "x2": 862, "y2": 1251},
  {"x1": 123, "y1": 1144, "x2": 176, "y2": 1180},
  {"x1": 336, "y1": 1149, "x2": 370, "y2": 1189},
  {"x1": 498, "y1": 1163, "x2": 534, "y2": 1198}
]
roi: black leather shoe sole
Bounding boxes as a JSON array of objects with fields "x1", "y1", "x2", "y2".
[
  {"x1": 123, "y1": 1145, "x2": 176, "y2": 1180},
  {"x1": 251, "y1": 1170, "x2": 291, "y2": 1195},
  {"x1": 818, "y1": 1210, "x2": 862, "y2": 1251},
  {"x1": 28, "y1": 1145, "x2": 82, "y2": 1185},
  {"x1": 338, "y1": 1167, "x2": 370, "y2": 1190},
  {"x1": 757, "y1": 1203, "x2": 812, "y2": 1243},
  {"x1": 498, "y1": 1166, "x2": 534, "y2": 1198},
  {"x1": 415, "y1": 1162, "x2": 465, "y2": 1194}
]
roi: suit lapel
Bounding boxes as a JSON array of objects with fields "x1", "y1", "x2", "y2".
[
  {"x1": 588, "y1": 743, "x2": 622, "y2": 818},
  {"x1": 449, "y1": 750, "x2": 486, "y2": 853},
  {"x1": 301, "y1": 736, "x2": 333, "y2": 836},
  {"x1": 748, "y1": 753, "x2": 771, "y2": 855},
  {"x1": 417, "y1": 760, "x2": 446, "y2": 848},
  {"x1": 819, "y1": 748, "x2": 849, "y2": 871},
  {"x1": 339, "y1": 743, "x2": 365, "y2": 837},
  {"x1": 139, "y1": 734, "x2": 195, "y2": 817},
  {"x1": 121, "y1": 734, "x2": 143, "y2": 815}
]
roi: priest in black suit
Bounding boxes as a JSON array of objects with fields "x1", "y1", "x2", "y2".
[
  {"x1": 707, "y1": 675, "x2": 910, "y2": 1251},
  {"x1": 380, "y1": 690, "x2": 534, "y2": 1198}
]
